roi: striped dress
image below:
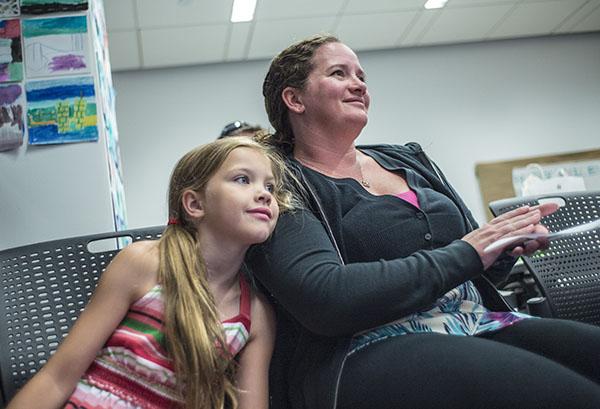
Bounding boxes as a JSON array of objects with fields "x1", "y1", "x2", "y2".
[{"x1": 65, "y1": 277, "x2": 252, "y2": 409}]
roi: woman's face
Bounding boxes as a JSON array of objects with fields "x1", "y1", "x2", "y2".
[{"x1": 298, "y1": 42, "x2": 370, "y2": 130}]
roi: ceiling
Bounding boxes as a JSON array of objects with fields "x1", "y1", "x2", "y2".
[{"x1": 104, "y1": 0, "x2": 600, "y2": 72}]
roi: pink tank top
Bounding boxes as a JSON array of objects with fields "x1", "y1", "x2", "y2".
[{"x1": 395, "y1": 189, "x2": 420, "y2": 209}]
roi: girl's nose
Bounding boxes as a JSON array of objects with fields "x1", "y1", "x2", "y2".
[{"x1": 256, "y1": 187, "x2": 272, "y2": 204}]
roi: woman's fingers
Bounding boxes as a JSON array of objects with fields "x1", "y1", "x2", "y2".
[
  {"x1": 531, "y1": 202, "x2": 560, "y2": 217},
  {"x1": 509, "y1": 246, "x2": 525, "y2": 257},
  {"x1": 493, "y1": 210, "x2": 541, "y2": 238},
  {"x1": 521, "y1": 225, "x2": 551, "y2": 255},
  {"x1": 463, "y1": 203, "x2": 556, "y2": 269},
  {"x1": 490, "y1": 208, "x2": 541, "y2": 234},
  {"x1": 490, "y1": 202, "x2": 559, "y2": 226},
  {"x1": 463, "y1": 206, "x2": 551, "y2": 269},
  {"x1": 504, "y1": 224, "x2": 551, "y2": 257},
  {"x1": 489, "y1": 205, "x2": 530, "y2": 225}
]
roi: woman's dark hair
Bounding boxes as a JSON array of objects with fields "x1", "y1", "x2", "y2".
[{"x1": 262, "y1": 34, "x2": 339, "y2": 154}]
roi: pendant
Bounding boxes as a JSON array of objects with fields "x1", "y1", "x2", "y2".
[{"x1": 361, "y1": 179, "x2": 370, "y2": 188}]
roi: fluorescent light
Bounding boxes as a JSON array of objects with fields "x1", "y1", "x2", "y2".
[
  {"x1": 424, "y1": 0, "x2": 448, "y2": 9},
  {"x1": 231, "y1": 0, "x2": 257, "y2": 22}
]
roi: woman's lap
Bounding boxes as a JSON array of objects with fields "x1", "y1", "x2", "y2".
[
  {"x1": 338, "y1": 319, "x2": 600, "y2": 409},
  {"x1": 480, "y1": 317, "x2": 600, "y2": 383}
]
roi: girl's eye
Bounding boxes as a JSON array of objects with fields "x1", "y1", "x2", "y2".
[
  {"x1": 265, "y1": 183, "x2": 275, "y2": 193},
  {"x1": 234, "y1": 175, "x2": 249, "y2": 184}
]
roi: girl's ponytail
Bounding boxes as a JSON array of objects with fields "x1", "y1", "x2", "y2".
[{"x1": 158, "y1": 224, "x2": 237, "y2": 409}]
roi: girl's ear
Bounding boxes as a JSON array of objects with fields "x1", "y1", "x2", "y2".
[
  {"x1": 182, "y1": 189, "x2": 204, "y2": 219},
  {"x1": 282, "y1": 86, "x2": 305, "y2": 114}
]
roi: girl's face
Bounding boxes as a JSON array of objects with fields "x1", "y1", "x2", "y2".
[
  {"x1": 198, "y1": 147, "x2": 280, "y2": 247},
  {"x1": 297, "y1": 42, "x2": 370, "y2": 130}
]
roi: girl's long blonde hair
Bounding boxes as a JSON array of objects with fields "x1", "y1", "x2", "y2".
[{"x1": 158, "y1": 137, "x2": 293, "y2": 409}]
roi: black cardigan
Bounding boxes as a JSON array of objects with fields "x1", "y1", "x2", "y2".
[{"x1": 246, "y1": 143, "x2": 514, "y2": 409}]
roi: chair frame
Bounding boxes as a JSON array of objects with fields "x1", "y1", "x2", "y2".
[
  {"x1": 489, "y1": 191, "x2": 600, "y2": 325},
  {"x1": 0, "y1": 226, "x2": 165, "y2": 405}
]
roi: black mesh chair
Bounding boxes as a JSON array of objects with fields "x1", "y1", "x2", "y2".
[
  {"x1": 489, "y1": 191, "x2": 600, "y2": 325},
  {"x1": 0, "y1": 226, "x2": 165, "y2": 406}
]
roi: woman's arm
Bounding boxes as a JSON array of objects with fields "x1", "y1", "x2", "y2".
[
  {"x1": 7, "y1": 241, "x2": 158, "y2": 409},
  {"x1": 247, "y1": 209, "x2": 484, "y2": 337},
  {"x1": 235, "y1": 292, "x2": 276, "y2": 409},
  {"x1": 462, "y1": 203, "x2": 558, "y2": 270},
  {"x1": 247, "y1": 204, "x2": 555, "y2": 338},
  {"x1": 416, "y1": 155, "x2": 556, "y2": 284}
]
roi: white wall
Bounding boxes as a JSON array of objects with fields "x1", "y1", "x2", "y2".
[
  {"x1": 0, "y1": 134, "x2": 115, "y2": 250},
  {"x1": 113, "y1": 33, "x2": 600, "y2": 229}
]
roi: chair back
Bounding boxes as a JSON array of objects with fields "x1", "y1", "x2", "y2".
[
  {"x1": 0, "y1": 226, "x2": 165, "y2": 405},
  {"x1": 489, "y1": 191, "x2": 600, "y2": 325}
]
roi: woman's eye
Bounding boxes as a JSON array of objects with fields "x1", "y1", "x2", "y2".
[
  {"x1": 234, "y1": 175, "x2": 249, "y2": 184},
  {"x1": 332, "y1": 70, "x2": 344, "y2": 77}
]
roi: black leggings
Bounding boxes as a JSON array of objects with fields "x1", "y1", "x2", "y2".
[{"x1": 338, "y1": 318, "x2": 600, "y2": 409}]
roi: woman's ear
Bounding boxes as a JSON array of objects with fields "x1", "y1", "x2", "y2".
[
  {"x1": 282, "y1": 86, "x2": 305, "y2": 114},
  {"x1": 182, "y1": 189, "x2": 204, "y2": 219}
]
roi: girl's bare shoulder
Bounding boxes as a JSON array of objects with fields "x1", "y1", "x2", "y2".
[
  {"x1": 249, "y1": 288, "x2": 275, "y2": 336},
  {"x1": 106, "y1": 240, "x2": 160, "y2": 298}
]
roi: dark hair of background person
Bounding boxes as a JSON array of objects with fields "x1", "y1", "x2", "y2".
[{"x1": 219, "y1": 121, "x2": 265, "y2": 139}]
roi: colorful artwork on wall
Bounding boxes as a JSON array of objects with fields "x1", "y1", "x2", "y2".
[
  {"x1": 22, "y1": 15, "x2": 90, "y2": 78},
  {"x1": 25, "y1": 75, "x2": 98, "y2": 145},
  {"x1": 90, "y1": 0, "x2": 127, "y2": 231},
  {"x1": 0, "y1": 82, "x2": 24, "y2": 151},
  {"x1": 21, "y1": 0, "x2": 88, "y2": 15},
  {"x1": 0, "y1": 0, "x2": 19, "y2": 18},
  {"x1": 0, "y1": 19, "x2": 23, "y2": 82}
]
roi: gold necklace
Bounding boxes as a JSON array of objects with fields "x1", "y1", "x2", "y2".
[
  {"x1": 356, "y1": 153, "x2": 370, "y2": 188},
  {"x1": 298, "y1": 152, "x2": 370, "y2": 187}
]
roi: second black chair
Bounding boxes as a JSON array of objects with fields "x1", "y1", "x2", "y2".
[{"x1": 489, "y1": 190, "x2": 600, "y2": 325}]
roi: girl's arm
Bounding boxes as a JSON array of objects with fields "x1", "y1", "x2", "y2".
[
  {"x1": 7, "y1": 241, "x2": 158, "y2": 409},
  {"x1": 235, "y1": 292, "x2": 276, "y2": 409}
]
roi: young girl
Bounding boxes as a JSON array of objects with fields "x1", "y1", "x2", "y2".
[{"x1": 8, "y1": 137, "x2": 294, "y2": 409}]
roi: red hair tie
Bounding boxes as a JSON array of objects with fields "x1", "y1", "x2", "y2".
[{"x1": 167, "y1": 217, "x2": 179, "y2": 225}]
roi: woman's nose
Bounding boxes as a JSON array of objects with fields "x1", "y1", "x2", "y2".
[{"x1": 351, "y1": 76, "x2": 367, "y2": 94}]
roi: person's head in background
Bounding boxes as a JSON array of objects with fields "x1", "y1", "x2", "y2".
[{"x1": 219, "y1": 121, "x2": 266, "y2": 139}]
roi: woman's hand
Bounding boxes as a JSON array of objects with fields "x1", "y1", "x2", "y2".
[{"x1": 462, "y1": 202, "x2": 559, "y2": 270}]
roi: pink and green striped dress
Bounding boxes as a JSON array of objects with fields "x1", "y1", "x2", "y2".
[{"x1": 65, "y1": 277, "x2": 252, "y2": 409}]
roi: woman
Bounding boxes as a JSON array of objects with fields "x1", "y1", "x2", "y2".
[{"x1": 247, "y1": 35, "x2": 600, "y2": 409}]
